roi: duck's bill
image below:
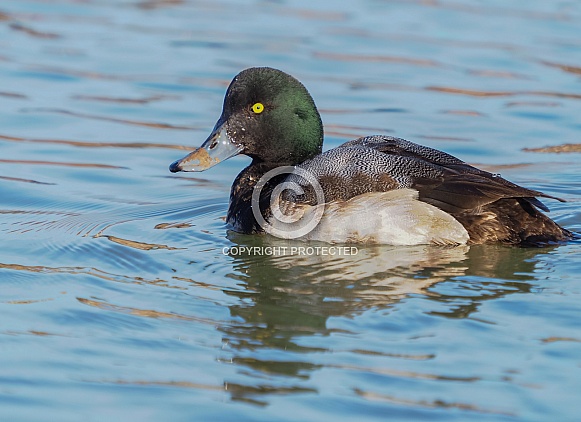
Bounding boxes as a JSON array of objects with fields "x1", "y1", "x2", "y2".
[{"x1": 169, "y1": 123, "x2": 243, "y2": 172}]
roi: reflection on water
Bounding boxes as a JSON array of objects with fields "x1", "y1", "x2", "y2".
[
  {"x1": 226, "y1": 237, "x2": 472, "y2": 310},
  {"x1": 202, "y1": 236, "x2": 562, "y2": 406},
  {"x1": 1, "y1": 0, "x2": 581, "y2": 420}
]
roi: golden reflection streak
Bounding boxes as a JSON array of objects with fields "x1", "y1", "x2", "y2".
[
  {"x1": 541, "y1": 337, "x2": 581, "y2": 343},
  {"x1": 467, "y1": 69, "x2": 530, "y2": 79},
  {"x1": 314, "y1": 51, "x2": 441, "y2": 67},
  {"x1": 104, "y1": 379, "x2": 222, "y2": 391},
  {"x1": 0, "y1": 175, "x2": 56, "y2": 185},
  {"x1": 2, "y1": 330, "x2": 66, "y2": 337},
  {"x1": 172, "y1": 276, "x2": 223, "y2": 291},
  {"x1": 23, "y1": 108, "x2": 198, "y2": 130},
  {"x1": 76, "y1": 297, "x2": 220, "y2": 325},
  {"x1": 101, "y1": 235, "x2": 185, "y2": 251},
  {"x1": 329, "y1": 363, "x2": 479, "y2": 382},
  {"x1": 354, "y1": 388, "x2": 515, "y2": 417},
  {"x1": 9, "y1": 23, "x2": 60, "y2": 39},
  {"x1": 5, "y1": 298, "x2": 53, "y2": 304},
  {"x1": 426, "y1": 86, "x2": 581, "y2": 99},
  {"x1": 0, "y1": 262, "x2": 184, "y2": 289},
  {"x1": 523, "y1": 144, "x2": 581, "y2": 153},
  {"x1": 350, "y1": 349, "x2": 435, "y2": 360},
  {"x1": 427, "y1": 87, "x2": 514, "y2": 97},
  {"x1": 541, "y1": 61, "x2": 581, "y2": 76},
  {"x1": 0, "y1": 133, "x2": 191, "y2": 150},
  {"x1": 472, "y1": 162, "x2": 572, "y2": 173},
  {"x1": 0, "y1": 159, "x2": 126, "y2": 169},
  {"x1": 154, "y1": 222, "x2": 192, "y2": 229}
]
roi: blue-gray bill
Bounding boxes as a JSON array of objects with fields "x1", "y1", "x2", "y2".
[{"x1": 170, "y1": 123, "x2": 242, "y2": 172}]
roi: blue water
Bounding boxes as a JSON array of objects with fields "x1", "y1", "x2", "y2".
[{"x1": 1, "y1": 1, "x2": 580, "y2": 421}]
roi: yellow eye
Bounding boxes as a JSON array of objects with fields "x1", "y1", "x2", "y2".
[{"x1": 251, "y1": 102, "x2": 265, "y2": 114}]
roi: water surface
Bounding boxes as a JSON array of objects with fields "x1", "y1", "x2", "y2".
[{"x1": 1, "y1": 1, "x2": 581, "y2": 421}]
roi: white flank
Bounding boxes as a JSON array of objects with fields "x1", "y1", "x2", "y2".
[{"x1": 269, "y1": 189, "x2": 469, "y2": 245}]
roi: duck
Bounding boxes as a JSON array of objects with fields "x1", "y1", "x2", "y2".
[{"x1": 170, "y1": 67, "x2": 573, "y2": 246}]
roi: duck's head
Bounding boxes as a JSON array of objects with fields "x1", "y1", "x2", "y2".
[{"x1": 170, "y1": 67, "x2": 323, "y2": 173}]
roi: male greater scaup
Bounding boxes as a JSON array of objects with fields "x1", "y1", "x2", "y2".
[{"x1": 170, "y1": 67, "x2": 573, "y2": 246}]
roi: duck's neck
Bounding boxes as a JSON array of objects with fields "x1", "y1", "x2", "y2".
[{"x1": 226, "y1": 162, "x2": 288, "y2": 234}]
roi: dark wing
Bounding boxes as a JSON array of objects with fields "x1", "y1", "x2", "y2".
[
  {"x1": 340, "y1": 135, "x2": 466, "y2": 166},
  {"x1": 292, "y1": 135, "x2": 564, "y2": 215}
]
